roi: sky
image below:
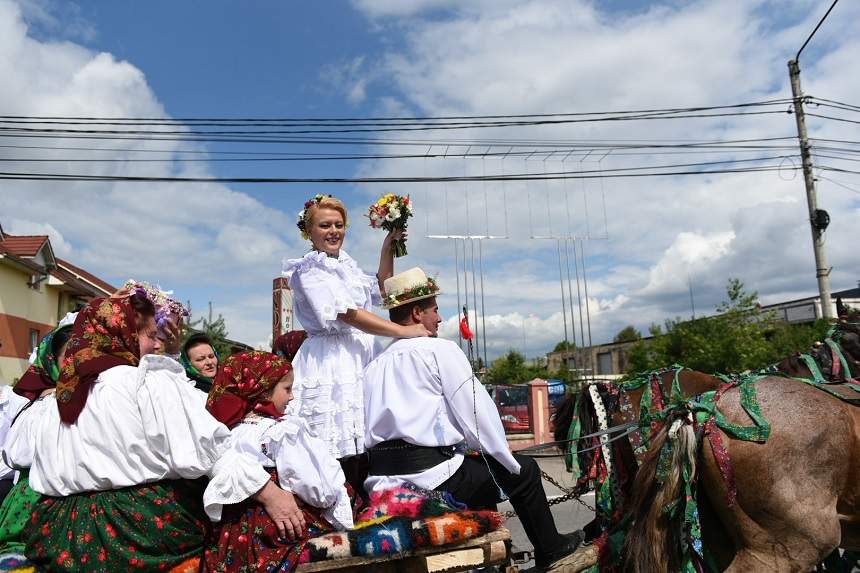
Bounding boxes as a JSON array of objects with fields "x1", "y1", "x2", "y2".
[{"x1": 1, "y1": 0, "x2": 859, "y2": 362}]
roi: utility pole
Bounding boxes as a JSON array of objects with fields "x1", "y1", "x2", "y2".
[{"x1": 788, "y1": 58, "x2": 834, "y2": 319}]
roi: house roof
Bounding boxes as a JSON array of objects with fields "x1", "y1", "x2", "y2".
[
  {"x1": 54, "y1": 257, "x2": 116, "y2": 295},
  {"x1": 0, "y1": 234, "x2": 50, "y2": 258}
]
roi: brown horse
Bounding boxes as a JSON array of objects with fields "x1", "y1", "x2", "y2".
[{"x1": 624, "y1": 324, "x2": 860, "y2": 572}]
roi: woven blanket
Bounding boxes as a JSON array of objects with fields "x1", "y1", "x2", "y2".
[{"x1": 301, "y1": 485, "x2": 502, "y2": 563}]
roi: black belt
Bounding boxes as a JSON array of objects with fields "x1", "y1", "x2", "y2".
[{"x1": 367, "y1": 439, "x2": 456, "y2": 476}]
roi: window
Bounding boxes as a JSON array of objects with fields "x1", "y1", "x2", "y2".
[
  {"x1": 597, "y1": 352, "x2": 613, "y2": 375},
  {"x1": 29, "y1": 329, "x2": 40, "y2": 353}
]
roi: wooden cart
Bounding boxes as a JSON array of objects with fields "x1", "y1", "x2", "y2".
[{"x1": 296, "y1": 527, "x2": 516, "y2": 573}]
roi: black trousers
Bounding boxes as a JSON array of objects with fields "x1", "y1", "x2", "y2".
[{"x1": 435, "y1": 453, "x2": 566, "y2": 560}]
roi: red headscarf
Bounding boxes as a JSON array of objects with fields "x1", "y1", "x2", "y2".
[
  {"x1": 272, "y1": 330, "x2": 307, "y2": 362},
  {"x1": 55, "y1": 295, "x2": 142, "y2": 424},
  {"x1": 206, "y1": 351, "x2": 293, "y2": 428}
]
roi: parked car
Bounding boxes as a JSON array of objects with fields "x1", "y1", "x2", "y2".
[{"x1": 487, "y1": 381, "x2": 568, "y2": 433}]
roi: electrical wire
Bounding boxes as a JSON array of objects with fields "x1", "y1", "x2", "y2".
[
  {"x1": 0, "y1": 98, "x2": 795, "y2": 123},
  {"x1": 0, "y1": 164, "x2": 793, "y2": 184}
]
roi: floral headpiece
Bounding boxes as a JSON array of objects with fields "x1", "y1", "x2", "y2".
[
  {"x1": 297, "y1": 194, "x2": 332, "y2": 241},
  {"x1": 124, "y1": 279, "x2": 189, "y2": 329}
]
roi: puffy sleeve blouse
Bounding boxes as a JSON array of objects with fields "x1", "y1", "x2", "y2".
[
  {"x1": 228, "y1": 415, "x2": 354, "y2": 530},
  {"x1": 282, "y1": 250, "x2": 382, "y2": 335},
  {"x1": 13, "y1": 355, "x2": 270, "y2": 521}
]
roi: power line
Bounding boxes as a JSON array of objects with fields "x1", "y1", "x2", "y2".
[
  {"x1": 0, "y1": 98, "x2": 795, "y2": 124},
  {"x1": 0, "y1": 110, "x2": 791, "y2": 137},
  {"x1": 795, "y1": 0, "x2": 840, "y2": 61},
  {"x1": 0, "y1": 164, "x2": 793, "y2": 184}
]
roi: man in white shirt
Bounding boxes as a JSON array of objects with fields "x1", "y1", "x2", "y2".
[{"x1": 363, "y1": 268, "x2": 582, "y2": 570}]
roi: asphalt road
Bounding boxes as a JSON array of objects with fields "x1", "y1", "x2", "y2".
[{"x1": 497, "y1": 456, "x2": 594, "y2": 569}]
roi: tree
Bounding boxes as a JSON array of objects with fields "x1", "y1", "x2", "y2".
[
  {"x1": 484, "y1": 350, "x2": 550, "y2": 385},
  {"x1": 613, "y1": 325, "x2": 641, "y2": 343},
  {"x1": 185, "y1": 302, "x2": 233, "y2": 358},
  {"x1": 553, "y1": 340, "x2": 575, "y2": 353},
  {"x1": 625, "y1": 278, "x2": 831, "y2": 375}
]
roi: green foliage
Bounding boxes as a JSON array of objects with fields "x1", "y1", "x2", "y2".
[
  {"x1": 484, "y1": 350, "x2": 551, "y2": 385},
  {"x1": 626, "y1": 278, "x2": 832, "y2": 375},
  {"x1": 553, "y1": 340, "x2": 576, "y2": 352},
  {"x1": 613, "y1": 325, "x2": 641, "y2": 343},
  {"x1": 185, "y1": 310, "x2": 233, "y2": 359}
]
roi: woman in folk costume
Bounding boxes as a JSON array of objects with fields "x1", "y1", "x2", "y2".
[
  {"x1": 180, "y1": 332, "x2": 220, "y2": 394},
  {"x1": 282, "y1": 195, "x2": 429, "y2": 467},
  {"x1": 204, "y1": 351, "x2": 352, "y2": 573},
  {"x1": 0, "y1": 317, "x2": 75, "y2": 561},
  {"x1": 10, "y1": 292, "x2": 286, "y2": 573}
]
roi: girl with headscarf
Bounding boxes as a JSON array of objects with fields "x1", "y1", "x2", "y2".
[
  {"x1": 0, "y1": 318, "x2": 75, "y2": 559},
  {"x1": 272, "y1": 330, "x2": 307, "y2": 362},
  {"x1": 204, "y1": 351, "x2": 352, "y2": 573},
  {"x1": 8, "y1": 292, "x2": 282, "y2": 572}
]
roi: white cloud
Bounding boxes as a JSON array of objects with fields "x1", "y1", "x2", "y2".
[
  {"x1": 0, "y1": 0, "x2": 300, "y2": 345},
  {"x1": 344, "y1": 0, "x2": 860, "y2": 361}
]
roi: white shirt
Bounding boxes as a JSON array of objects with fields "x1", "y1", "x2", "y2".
[
  {"x1": 362, "y1": 337, "x2": 520, "y2": 493},
  {"x1": 9, "y1": 355, "x2": 270, "y2": 521},
  {"x1": 0, "y1": 386, "x2": 29, "y2": 480},
  {"x1": 229, "y1": 415, "x2": 353, "y2": 530}
]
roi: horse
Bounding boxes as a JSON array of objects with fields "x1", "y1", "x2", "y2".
[
  {"x1": 552, "y1": 321, "x2": 860, "y2": 572},
  {"x1": 625, "y1": 323, "x2": 860, "y2": 572}
]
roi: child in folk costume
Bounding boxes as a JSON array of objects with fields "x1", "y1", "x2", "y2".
[{"x1": 204, "y1": 351, "x2": 353, "y2": 573}]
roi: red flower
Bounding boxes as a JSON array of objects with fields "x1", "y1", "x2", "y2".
[
  {"x1": 83, "y1": 532, "x2": 93, "y2": 543},
  {"x1": 155, "y1": 516, "x2": 164, "y2": 530},
  {"x1": 98, "y1": 548, "x2": 107, "y2": 561},
  {"x1": 81, "y1": 554, "x2": 88, "y2": 564},
  {"x1": 237, "y1": 534, "x2": 248, "y2": 544},
  {"x1": 105, "y1": 523, "x2": 117, "y2": 538}
]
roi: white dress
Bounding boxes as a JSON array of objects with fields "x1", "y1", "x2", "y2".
[
  {"x1": 282, "y1": 250, "x2": 381, "y2": 458},
  {"x1": 8, "y1": 355, "x2": 271, "y2": 521},
  {"x1": 229, "y1": 415, "x2": 354, "y2": 530}
]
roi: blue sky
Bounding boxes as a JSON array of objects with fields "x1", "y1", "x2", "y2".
[{"x1": 1, "y1": 0, "x2": 859, "y2": 360}]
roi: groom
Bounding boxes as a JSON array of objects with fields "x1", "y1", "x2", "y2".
[{"x1": 362, "y1": 267, "x2": 582, "y2": 570}]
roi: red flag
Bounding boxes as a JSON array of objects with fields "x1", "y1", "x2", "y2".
[{"x1": 459, "y1": 316, "x2": 474, "y2": 340}]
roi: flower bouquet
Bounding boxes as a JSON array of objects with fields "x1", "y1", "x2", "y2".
[{"x1": 367, "y1": 193, "x2": 413, "y2": 257}]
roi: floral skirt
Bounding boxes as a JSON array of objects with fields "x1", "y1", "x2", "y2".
[
  {"x1": 204, "y1": 471, "x2": 335, "y2": 573},
  {"x1": 0, "y1": 471, "x2": 40, "y2": 556},
  {"x1": 24, "y1": 479, "x2": 210, "y2": 573}
]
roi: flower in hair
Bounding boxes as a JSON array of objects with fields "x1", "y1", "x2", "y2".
[
  {"x1": 296, "y1": 194, "x2": 332, "y2": 241},
  {"x1": 123, "y1": 279, "x2": 189, "y2": 329}
]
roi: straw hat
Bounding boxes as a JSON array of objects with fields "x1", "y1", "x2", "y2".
[{"x1": 381, "y1": 267, "x2": 441, "y2": 310}]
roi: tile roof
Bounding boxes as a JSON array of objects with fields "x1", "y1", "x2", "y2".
[
  {"x1": 0, "y1": 235, "x2": 49, "y2": 257},
  {"x1": 55, "y1": 257, "x2": 116, "y2": 295}
]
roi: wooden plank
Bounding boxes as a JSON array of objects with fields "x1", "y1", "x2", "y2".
[
  {"x1": 296, "y1": 528, "x2": 511, "y2": 573},
  {"x1": 545, "y1": 544, "x2": 599, "y2": 572}
]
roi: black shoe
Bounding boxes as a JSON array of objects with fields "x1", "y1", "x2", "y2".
[{"x1": 534, "y1": 530, "x2": 586, "y2": 569}]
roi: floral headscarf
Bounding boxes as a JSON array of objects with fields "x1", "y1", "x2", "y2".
[
  {"x1": 272, "y1": 330, "x2": 307, "y2": 362},
  {"x1": 14, "y1": 323, "x2": 74, "y2": 402},
  {"x1": 179, "y1": 334, "x2": 220, "y2": 393},
  {"x1": 206, "y1": 351, "x2": 292, "y2": 428},
  {"x1": 55, "y1": 295, "x2": 142, "y2": 424}
]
